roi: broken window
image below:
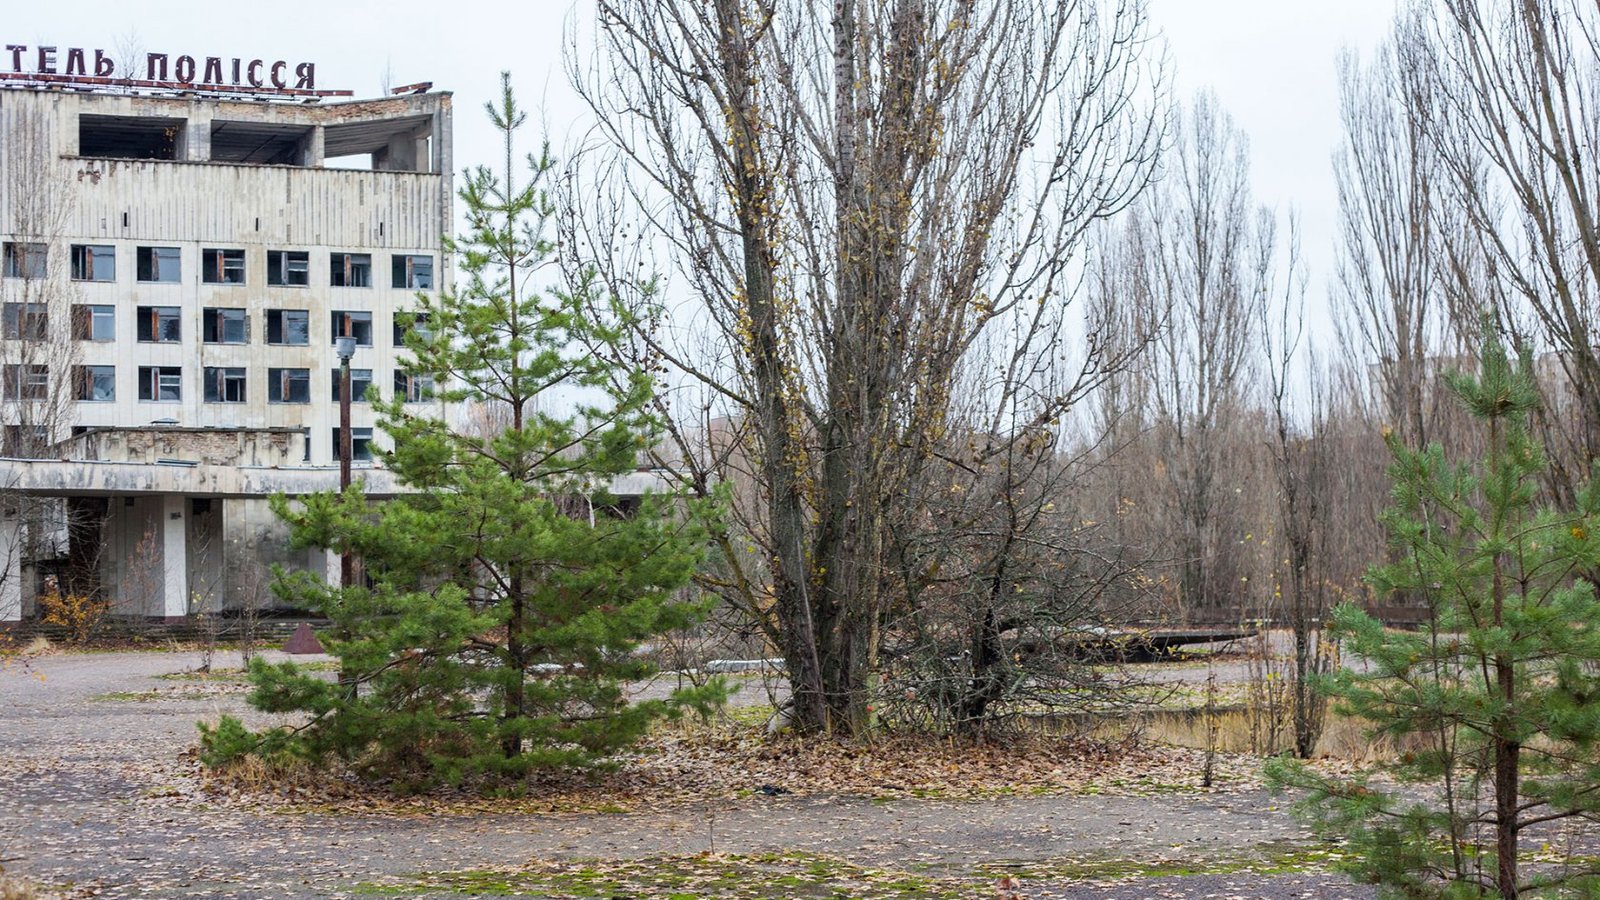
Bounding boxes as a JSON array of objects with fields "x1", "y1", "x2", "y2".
[
  {"x1": 202, "y1": 308, "x2": 248, "y2": 344},
  {"x1": 203, "y1": 367, "x2": 246, "y2": 403},
  {"x1": 3, "y1": 243, "x2": 46, "y2": 279},
  {"x1": 394, "y1": 371, "x2": 434, "y2": 402},
  {"x1": 3, "y1": 303, "x2": 47, "y2": 341},
  {"x1": 330, "y1": 253, "x2": 372, "y2": 288},
  {"x1": 331, "y1": 427, "x2": 374, "y2": 462},
  {"x1": 136, "y1": 246, "x2": 181, "y2": 283},
  {"x1": 79, "y1": 114, "x2": 182, "y2": 160},
  {"x1": 136, "y1": 306, "x2": 181, "y2": 343},
  {"x1": 268, "y1": 367, "x2": 310, "y2": 404},
  {"x1": 202, "y1": 249, "x2": 246, "y2": 285},
  {"x1": 391, "y1": 255, "x2": 433, "y2": 290},
  {"x1": 76, "y1": 365, "x2": 115, "y2": 402},
  {"x1": 266, "y1": 309, "x2": 310, "y2": 345},
  {"x1": 267, "y1": 250, "x2": 310, "y2": 287},
  {"x1": 3, "y1": 364, "x2": 48, "y2": 400},
  {"x1": 72, "y1": 305, "x2": 115, "y2": 341},
  {"x1": 138, "y1": 366, "x2": 182, "y2": 401},
  {"x1": 330, "y1": 310, "x2": 373, "y2": 346},
  {"x1": 331, "y1": 368, "x2": 373, "y2": 403},
  {"x1": 70, "y1": 244, "x2": 115, "y2": 282}
]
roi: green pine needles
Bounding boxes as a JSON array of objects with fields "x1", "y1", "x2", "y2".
[
  {"x1": 1269, "y1": 333, "x2": 1600, "y2": 897},
  {"x1": 199, "y1": 73, "x2": 724, "y2": 788}
]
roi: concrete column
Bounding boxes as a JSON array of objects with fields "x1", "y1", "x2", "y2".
[
  {"x1": 304, "y1": 124, "x2": 325, "y2": 167},
  {"x1": 0, "y1": 512, "x2": 21, "y2": 622},
  {"x1": 185, "y1": 110, "x2": 213, "y2": 162},
  {"x1": 161, "y1": 495, "x2": 188, "y2": 620}
]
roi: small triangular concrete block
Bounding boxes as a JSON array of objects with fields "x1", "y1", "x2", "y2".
[{"x1": 283, "y1": 622, "x2": 326, "y2": 655}]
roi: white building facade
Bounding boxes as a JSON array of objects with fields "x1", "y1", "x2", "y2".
[{"x1": 0, "y1": 76, "x2": 454, "y2": 623}]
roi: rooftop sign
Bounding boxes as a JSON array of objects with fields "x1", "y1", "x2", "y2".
[{"x1": 0, "y1": 44, "x2": 352, "y2": 98}]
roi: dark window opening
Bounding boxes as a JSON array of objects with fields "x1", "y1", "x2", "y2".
[
  {"x1": 202, "y1": 308, "x2": 248, "y2": 344},
  {"x1": 72, "y1": 305, "x2": 115, "y2": 341},
  {"x1": 267, "y1": 250, "x2": 310, "y2": 287},
  {"x1": 266, "y1": 309, "x2": 309, "y2": 345},
  {"x1": 79, "y1": 114, "x2": 184, "y2": 160},
  {"x1": 332, "y1": 368, "x2": 373, "y2": 403},
  {"x1": 391, "y1": 254, "x2": 433, "y2": 290},
  {"x1": 138, "y1": 366, "x2": 182, "y2": 401},
  {"x1": 76, "y1": 365, "x2": 115, "y2": 401},
  {"x1": 332, "y1": 427, "x2": 374, "y2": 462},
  {"x1": 4, "y1": 364, "x2": 48, "y2": 400},
  {"x1": 330, "y1": 253, "x2": 372, "y2": 288},
  {"x1": 330, "y1": 310, "x2": 373, "y2": 346},
  {"x1": 136, "y1": 306, "x2": 181, "y2": 343},
  {"x1": 70, "y1": 244, "x2": 115, "y2": 282},
  {"x1": 3, "y1": 242, "x2": 46, "y2": 279},
  {"x1": 393, "y1": 311, "x2": 431, "y2": 347},
  {"x1": 202, "y1": 249, "x2": 246, "y2": 285},
  {"x1": 394, "y1": 371, "x2": 434, "y2": 402},
  {"x1": 203, "y1": 367, "x2": 246, "y2": 403},
  {"x1": 268, "y1": 367, "x2": 310, "y2": 404},
  {"x1": 136, "y1": 246, "x2": 181, "y2": 283},
  {"x1": 3, "y1": 303, "x2": 47, "y2": 340},
  {"x1": 209, "y1": 120, "x2": 313, "y2": 165}
]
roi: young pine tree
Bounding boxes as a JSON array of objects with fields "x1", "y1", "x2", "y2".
[
  {"x1": 1269, "y1": 334, "x2": 1600, "y2": 897},
  {"x1": 200, "y1": 74, "x2": 723, "y2": 787}
]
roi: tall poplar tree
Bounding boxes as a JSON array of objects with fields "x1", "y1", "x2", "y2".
[{"x1": 201, "y1": 74, "x2": 721, "y2": 786}]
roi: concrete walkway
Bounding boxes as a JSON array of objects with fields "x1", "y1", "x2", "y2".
[{"x1": 0, "y1": 649, "x2": 1370, "y2": 899}]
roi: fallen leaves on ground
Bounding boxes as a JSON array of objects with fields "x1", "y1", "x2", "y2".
[{"x1": 190, "y1": 722, "x2": 1278, "y2": 818}]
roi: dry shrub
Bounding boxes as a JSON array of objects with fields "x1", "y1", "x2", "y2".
[{"x1": 37, "y1": 587, "x2": 108, "y2": 644}]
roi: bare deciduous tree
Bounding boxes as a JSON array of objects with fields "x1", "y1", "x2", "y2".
[
  {"x1": 1332, "y1": 13, "x2": 1450, "y2": 450},
  {"x1": 1, "y1": 103, "x2": 86, "y2": 618},
  {"x1": 1416, "y1": 0, "x2": 1600, "y2": 504},
  {"x1": 1115, "y1": 92, "x2": 1263, "y2": 616},
  {"x1": 570, "y1": 0, "x2": 1165, "y2": 734}
]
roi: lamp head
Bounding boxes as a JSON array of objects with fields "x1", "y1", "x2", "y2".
[{"x1": 335, "y1": 336, "x2": 357, "y2": 361}]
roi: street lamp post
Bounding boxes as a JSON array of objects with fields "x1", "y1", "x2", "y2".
[{"x1": 335, "y1": 336, "x2": 356, "y2": 590}]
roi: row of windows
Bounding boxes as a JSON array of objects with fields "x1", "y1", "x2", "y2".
[
  {"x1": 1, "y1": 423, "x2": 376, "y2": 461},
  {"x1": 5, "y1": 363, "x2": 433, "y2": 404},
  {"x1": 3, "y1": 302, "x2": 427, "y2": 348},
  {"x1": 2, "y1": 241, "x2": 435, "y2": 290}
]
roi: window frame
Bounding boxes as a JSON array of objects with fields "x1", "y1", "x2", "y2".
[
  {"x1": 267, "y1": 367, "x2": 311, "y2": 404},
  {"x1": 136, "y1": 306, "x2": 182, "y2": 343},
  {"x1": 2, "y1": 302, "x2": 48, "y2": 341},
  {"x1": 137, "y1": 366, "x2": 182, "y2": 401},
  {"x1": 394, "y1": 371, "x2": 434, "y2": 403},
  {"x1": 77, "y1": 365, "x2": 115, "y2": 402},
  {"x1": 265, "y1": 309, "x2": 310, "y2": 346},
  {"x1": 201, "y1": 248, "x2": 247, "y2": 285},
  {"x1": 332, "y1": 368, "x2": 373, "y2": 403},
  {"x1": 202, "y1": 307, "x2": 248, "y2": 345},
  {"x1": 70, "y1": 244, "x2": 115, "y2": 282},
  {"x1": 72, "y1": 304, "x2": 115, "y2": 342},
  {"x1": 135, "y1": 246, "x2": 181, "y2": 284},
  {"x1": 330, "y1": 310, "x2": 374, "y2": 347},
  {"x1": 329, "y1": 252, "x2": 373, "y2": 288},
  {"x1": 267, "y1": 250, "x2": 310, "y2": 287},
  {"x1": 202, "y1": 366, "x2": 247, "y2": 403},
  {"x1": 331, "y1": 427, "x2": 375, "y2": 462},
  {"x1": 391, "y1": 254, "x2": 434, "y2": 290},
  {"x1": 2, "y1": 242, "x2": 47, "y2": 279}
]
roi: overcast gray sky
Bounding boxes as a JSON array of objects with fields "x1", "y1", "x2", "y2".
[{"x1": 5, "y1": 1, "x2": 1401, "y2": 334}]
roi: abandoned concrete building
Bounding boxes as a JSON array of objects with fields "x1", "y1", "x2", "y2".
[{"x1": 0, "y1": 74, "x2": 454, "y2": 624}]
